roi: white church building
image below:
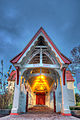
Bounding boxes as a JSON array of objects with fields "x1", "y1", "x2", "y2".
[{"x1": 10, "y1": 27, "x2": 75, "y2": 116}]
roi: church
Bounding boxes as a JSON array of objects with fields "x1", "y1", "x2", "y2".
[{"x1": 10, "y1": 27, "x2": 75, "y2": 116}]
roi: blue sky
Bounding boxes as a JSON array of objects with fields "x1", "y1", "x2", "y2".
[{"x1": 0, "y1": 0, "x2": 80, "y2": 75}]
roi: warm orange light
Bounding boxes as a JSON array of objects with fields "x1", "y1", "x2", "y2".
[
  {"x1": 40, "y1": 75, "x2": 44, "y2": 79},
  {"x1": 20, "y1": 76, "x2": 23, "y2": 84},
  {"x1": 32, "y1": 75, "x2": 49, "y2": 92}
]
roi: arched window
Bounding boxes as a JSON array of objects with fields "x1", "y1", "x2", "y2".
[{"x1": 36, "y1": 36, "x2": 47, "y2": 46}]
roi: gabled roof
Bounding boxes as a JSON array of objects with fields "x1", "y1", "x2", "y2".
[
  {"x1": 66, "y1": 71, "x2": 75, "y2": 82},
  {"x1": 10, "y1": 27, "x2": 71, "y2": 64}
]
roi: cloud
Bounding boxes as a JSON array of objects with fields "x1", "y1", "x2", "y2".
[{"x1": 0, "y1": 0, "x2": 80, "y2": 73}]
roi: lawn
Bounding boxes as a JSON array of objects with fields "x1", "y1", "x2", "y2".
[{"x1": 76, "y1": 102, "x2": 80, "y2": 106}]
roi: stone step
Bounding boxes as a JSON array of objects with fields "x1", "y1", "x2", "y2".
[{"x1": 28, "y1": 105, "x2": 54, "y2": 114}]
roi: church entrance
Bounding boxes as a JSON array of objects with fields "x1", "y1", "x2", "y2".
[
  {"x1": 10, "y1": 27, "x2": 72, "y2": 115},
  {"x1": 36, "y1": 92, "x2": 45, "y2": 105}
]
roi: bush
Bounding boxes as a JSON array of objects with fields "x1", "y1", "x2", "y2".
[
  {"x1": 70, "y1": 106, "x2": 80, "y2": 110},
  {"x1": 75, "y1": 93, "x2": 80, "y2": 103},
  {"x1": 0, "y1": 91, "x2": 13, "y2": 109},
  {"x1": 8, "y1": 104, "x2": 13, "y2": 109},
  {"x1": 76, "y1": 102, "x2": 80, "y2": 106}
]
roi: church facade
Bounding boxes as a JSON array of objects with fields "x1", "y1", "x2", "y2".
[{"x1": 10, "y1": 27, "x2": 75, "y2": 116}]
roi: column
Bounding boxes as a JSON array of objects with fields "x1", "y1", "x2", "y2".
[
  {"x1": 19, "y1": 83, "x2": 27, "y2": 113},
  {"x1": 61, "y1": 69, "x2": 71, "y2": 116},
  {"x1": 56, "y1": 80, "x2": 62, "y2": 113},
  {"x1": 10, "y1": 67, "x2": 21, "y2": 115}
]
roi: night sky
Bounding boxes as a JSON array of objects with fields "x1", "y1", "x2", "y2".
[{"x1": 0, "y1": 0, "x2": 80, "y2": 73}]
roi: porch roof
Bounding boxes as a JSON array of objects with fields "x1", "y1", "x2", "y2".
[{"x1": 10, "y1": 27, "x2": 71, "y2": 64}]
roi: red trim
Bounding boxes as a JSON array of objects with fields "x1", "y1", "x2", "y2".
[
  {"x1": 25, "y1": 85, "x2": 27, "y2": 89},
  {"x1": 10, "y1": 27, "x2": 71, "y2": 64},
  {"x1": 10, "y1": 113, "x2": 19, "y2": 115},
  {"x1": 63, "y1": 68, "x2": 66, "y2": 85},
  {"x1": 61, "y1": 113, "x2": 71, "y2": 116},
  {"x1": 67, "y1": 80, "x2": 75, "y2": 82},
  {"x1": 53, "y1": 91, "x2": 56, "y2": 112},
  {"x1": 26, "y1": 91, "x2": 28, "y2": 112},
  {"x1": 10, "y1": 52, "x2": 22, "y2": 64},
  {"x1": 41, "y1": 29, "x2": 71, "y2": 64},
  {"x1": 60, "y1": 53, "x2": 72, "y2": 64},
  {"x1": 10, "y1": 28, "x2": 41, "y2": 64},
  {"x1": 15, "y1": 67, "x2": 19, "y2": 85}
]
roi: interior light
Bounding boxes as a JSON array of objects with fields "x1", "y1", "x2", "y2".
[{"x1": 32, "y1": 75, "x2": 49, "y2": 92}]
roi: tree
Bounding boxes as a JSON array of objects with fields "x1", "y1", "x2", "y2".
[
  {"x1": 0, "y1": 60, "x2": 12, "y2": 94},
  {"x1": 0, "y1": 60, "x2": 15, "y2": 109},
  {"x1": 69, "y1": 45, "x2": 80, "y2": 73},
  {"x1": 75, "y1": 93, "x2": 80, "y2": 103},
  {"x1": 0, "y1": 91, "x2": 13, "y2": 109},
  {"x1": 69, "y1": 45, "x2": 80, "y2": 93}
]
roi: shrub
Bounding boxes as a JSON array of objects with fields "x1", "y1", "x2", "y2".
[
  {"x1": 75, "y1": 93, "x2": 80, "y2": 103},
  {"x1": 70, "y1": 106, "x2": 80, "y2": 110},
  {"x1": 0, "y1": 91, "x2": 13, "y2": 109}
]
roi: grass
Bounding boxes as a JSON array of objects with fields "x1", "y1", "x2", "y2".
[
  {"x1": 76, "y1": 102, "x2": 80, "y2": 106},
  {"x1": 7, "y1": 104, "x2": 12, "y2": 109}
]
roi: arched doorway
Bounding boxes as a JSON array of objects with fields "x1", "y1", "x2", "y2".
[{"x1": 22, "y1": 68, "x2": 61, "y2": 112}]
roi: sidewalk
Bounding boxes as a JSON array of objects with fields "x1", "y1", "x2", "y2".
[{"x1": 0, "y1": 113, "x2": 80, "y2": 120}]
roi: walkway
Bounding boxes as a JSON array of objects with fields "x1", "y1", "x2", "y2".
[
  {"x1": 28, "y1": 105, "x2": 54, "y2": 114},
  {"x1": 0, "y1": 106, "x2": 79, "y2": 120}
]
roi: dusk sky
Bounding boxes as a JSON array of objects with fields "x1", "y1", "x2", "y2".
[{"x1": 0, "y1": 0, "x2": 80, "y2": 73}]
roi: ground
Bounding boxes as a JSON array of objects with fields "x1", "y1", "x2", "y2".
[
  {"x1": 0, "y1": 114, "x2": 80, "y2": 120},
  {"x1": 0, "y1": 106, "x2": 79, "y2": 120}
]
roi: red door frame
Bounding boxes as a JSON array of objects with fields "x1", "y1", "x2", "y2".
[
  {"x1": 53, "y1": 91, "x2": 56, "y2": 112},
  {"x1": 36, "y1": 92, "x2": 45, "y2": 105}
]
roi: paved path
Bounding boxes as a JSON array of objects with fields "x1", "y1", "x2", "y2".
[
  {"x1": 0, "y1": 106, "x2": 79, "y2": 120},
  {"x1": 0, "y1": 113, "x2": 80, "y2": 120}
]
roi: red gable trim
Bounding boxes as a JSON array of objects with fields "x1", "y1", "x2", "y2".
[
  {"x1": 10, "y1": 52, "x2": 22, "y2": 64},
  {"x1": 60, "y1": 53, "x2": 72, "y2": 64},
  {"x1": 10, "y1": 27, "x2": 71, "y2": 64},
  {"x1": 10, "y1": 28, "x2": 42, "y2": 64},
  {"x1": 41, "y1": 28, "x2": 71, "y2": 64}
]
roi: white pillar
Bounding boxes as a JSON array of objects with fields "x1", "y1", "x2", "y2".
[
  {"x1": 19, "y1": 83, "x2": 27, "y2": 113},
  {"x1": 11, "y1": 83, "x2": 20, "y2": 114},
  {"x1": 56, "y1": 82, "x2": 62, "y2": 112},
  {"x1": 60, "y1": 70, "x2": 71, "y2": 115},
  {"x1": 11, "y1": 68, "x2": 22, "y2": 114}
]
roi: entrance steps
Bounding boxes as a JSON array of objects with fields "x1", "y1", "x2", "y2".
[{"x1": 28, "y1": 105, "x2": 54, "y2": 114}]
